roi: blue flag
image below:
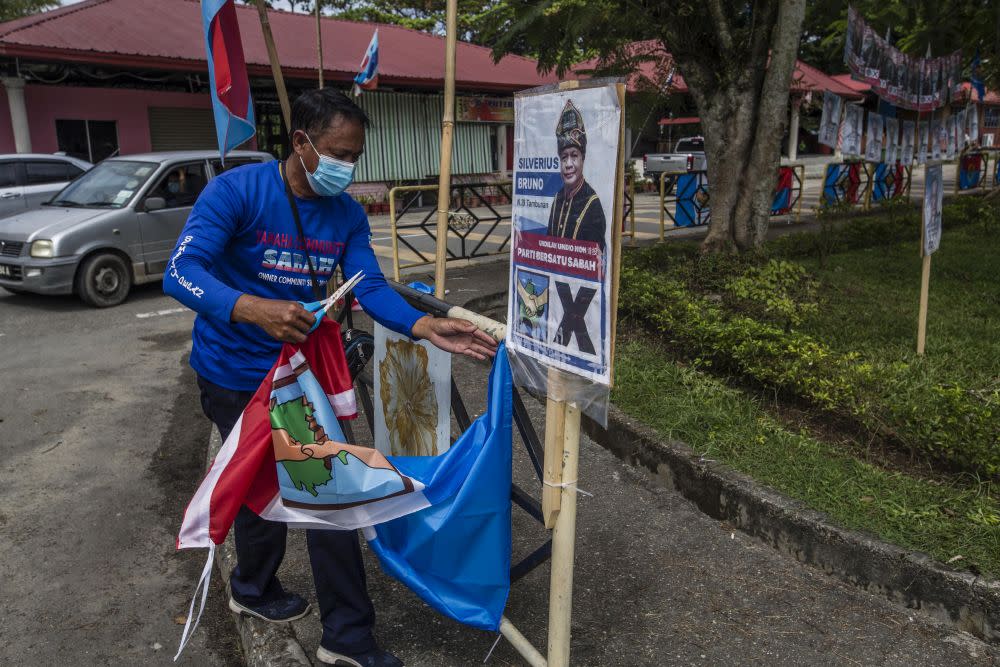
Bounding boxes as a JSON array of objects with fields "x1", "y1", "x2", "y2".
[
  {"x1": 367, "y1": 344, "x2": 513, "y2": 631},
  {"x1": 201, "y1": 0, "x2": 256, "y2": 161},
  {"x1": 970, "y1": 47, "x2": 986, "y2": 102}
]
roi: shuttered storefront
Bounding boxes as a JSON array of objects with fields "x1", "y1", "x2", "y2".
[
  {"x1": 355, "y1": 91, "x2": 493, "y2": 183},
  {"x1": 148, "y1": 107, "x2": 217, "y2": 151}
]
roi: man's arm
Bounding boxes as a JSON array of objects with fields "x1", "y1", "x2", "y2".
[
  {"x1": 341, "y1": 211, "x2": 497, "y2": 359},
  {"x1": 163, "y1": 177, "x2": 315, "y2": 343}
]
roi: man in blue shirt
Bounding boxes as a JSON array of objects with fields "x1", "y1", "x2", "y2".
[{"x1": 165, "y1": 89, "x2": 496, "y2": 667}]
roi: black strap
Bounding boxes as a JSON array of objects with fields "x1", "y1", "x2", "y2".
[{"x1": 280, "y1": 161, "x2": 324, "y2": 301}]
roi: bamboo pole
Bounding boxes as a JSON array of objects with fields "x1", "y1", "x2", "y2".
[
  {"x1": 917, "y1": 254, "x2": 931, "y2": 355},
  {"x1": 542, "y1": 369, "x2": 566, "y2": 528},
  {"x1": 547, "y1": 400, "x2": 582, "y2": 667},
  {"x1": 315, "y1": 0, "x2": 324, "y2": 89},
  {"x1": 433, "y1": 0, "x2": 458, "y2": 300},
  {"x1": 500, "y1": 617, "x2": 547, "y2": 667},
  {"x1": 255, "y1": 0, "x2": 291, "y2": 132}
]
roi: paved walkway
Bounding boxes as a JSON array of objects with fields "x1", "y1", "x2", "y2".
[{"x1": 247, "y1": 261, "x2": 997, "y2": 666}]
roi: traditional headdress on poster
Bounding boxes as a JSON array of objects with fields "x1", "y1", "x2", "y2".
[{"x1": 556, "y1": 100, "x2": 587, "y2": 155}]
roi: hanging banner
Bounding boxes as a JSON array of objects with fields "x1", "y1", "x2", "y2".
[
  {"x1": 900, "y1": 120, "x2": 915, "y2": 165},
  {"x1": 945, "y1": 115, "x2": 957, "y2": 159},
  {"x1": 865, "y1": 111, "x2": 884, "y2": 162},
  {"x1": 967, "y1": 104, "x2": 980, "y2": 143},
  {"x1": 923, "y1": 164, "x2": 943, "y2": 256},
  {"x1": 931, "y1": 119, "x2": 945, "y2": 161},
  {"x1": 508, "y1": 82, "x2": 622, "y2": 385},
  {"x1": 840, "y1": 104, "x2": 865, "y2": 158},
  {"x1": 884, "y1": 117, "x2": 900, "y2": 164},
  {"x1": 818, "y1": 91, "x2": 843, "y2": 149},
  {"x1": 917, "y1": 121, "x2": 929, "y2": 164},
  {"x1": 373, "y1": 325, "x2": 452, "y2": 457},
  {"x1": 844, "y1": 6, "x2": 961, "y2": 112}
]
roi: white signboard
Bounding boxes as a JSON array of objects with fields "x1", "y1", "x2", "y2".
[
  {"x1": 507, "y1": 82, "x2": 621, "y2": 385},
  {"x1": 923, "y1": 164, "x2": 943, "y2": 256},
  {"x1": 818, "y1": 91, "x2": 843, "y2": 149},
  {"x1": 373, "y1": 324, "x2": 451, "y2": 457}
]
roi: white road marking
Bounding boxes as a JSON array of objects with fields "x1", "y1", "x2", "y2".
[{"x1": 135, "y1": 307, "x2": 189, "y2": 319}]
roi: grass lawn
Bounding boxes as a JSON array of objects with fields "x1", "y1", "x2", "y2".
[{"x1": 612, "y1": 201, "x2": 1000, "y2": 578}]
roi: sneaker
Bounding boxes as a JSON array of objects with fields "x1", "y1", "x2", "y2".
[
  {"x1": 316, "y1": 646, "x2": 404, "y2": 667},
  {"x1": 228, "y1": 592, "x2": 311, "y2": 623}
]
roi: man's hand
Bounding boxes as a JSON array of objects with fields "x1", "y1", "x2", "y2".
[
  {"x1": 411, "y1": 315, "x2": 498, "y2": 361},
  {"x1": 232, "y1": 294, "x2": 315, "y2": 343}
]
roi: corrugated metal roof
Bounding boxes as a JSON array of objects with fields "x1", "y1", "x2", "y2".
[{"x1": 0, "y1": 0, "x2": 557, "y2": 92}]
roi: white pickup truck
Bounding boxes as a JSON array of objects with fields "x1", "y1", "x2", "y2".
[{"x1": 643, "y1": 136, "x2": 707, "y2": 179}]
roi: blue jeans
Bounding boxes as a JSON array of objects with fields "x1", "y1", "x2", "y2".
[{"x1": 197, "y1": 374, "x2": 376, "y2": 654}]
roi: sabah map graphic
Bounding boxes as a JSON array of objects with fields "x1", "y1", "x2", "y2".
[{"x1": 269, "y1": 354, "x2": 415, "y2": 510}]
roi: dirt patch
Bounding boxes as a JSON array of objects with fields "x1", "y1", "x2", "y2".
[{"x1": 147, "y1": 354, "x2": 243, "y2": 664}]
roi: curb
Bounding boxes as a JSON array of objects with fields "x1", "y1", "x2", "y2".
[
  {"x1": 207, "y1": 429, "x2": 313, "y2": 667},
  {"x1": 581, "y1": 403, "x2": 1000, "y2": 644}
]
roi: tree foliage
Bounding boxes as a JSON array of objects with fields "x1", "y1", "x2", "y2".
[
  {"x1": 800, "y1": 1, "x2": 1000, "y2": 89},
  {"x1": 486, "y1": 0, "x2": 807, "y2": 252},
  {"x1": 1, "y1": 0, "x2": 58, "y2": 22}
]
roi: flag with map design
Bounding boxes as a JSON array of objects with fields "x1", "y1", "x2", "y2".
[{"x1": 176, "y1": 318, "x2": 512, "y2": 638}]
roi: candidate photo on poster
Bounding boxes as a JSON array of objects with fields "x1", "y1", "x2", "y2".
[
  {"x1": 819, "y1": 91, "x2": 842, "y2": 148},
  {"x1": 923, "y1": 164, "x2": 943, "y2": 256},
  {"x1": 841, "y1": 104, "x2": 864, "y2": 158},
  {"x1": 546, "y1": 100, "x2": 607, "y2": 251}
]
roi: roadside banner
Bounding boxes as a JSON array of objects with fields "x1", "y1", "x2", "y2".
[
  {"x1": 917, "y1": 121, "x2": 929, "y2": 164},
  {"x1": 865, "y1": 111, "x2": 884, "y2": 162},
  {"x1": 923, "y1": 164, "x2": 943, "y2": 255},
  {"x1": 822, "y1": 162, "x2": 866, "y2": 206},
  {"x1": 901, "y1": 120, "x2": 915, "y2": 165},
  {"x1": 675, "y1": 172, "x2": 711, "y2": 226},
  {"x1": 840, "y1": 104, "x2": 864, "y2": 158},
  {"x1": 771, "y1": 166, "x2": 794, "y2": 215},
  {"x1": 508, "y1": 82, "x2": 621, "y2": 385},
  {"x1": 884, "y1": 117, "x2": 899, "y2": 164},
  {"x1": 818, "y1": 91, "x2": 842, "y2": 148}
]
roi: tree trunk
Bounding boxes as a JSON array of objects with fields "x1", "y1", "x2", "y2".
[{"x1": 675, "y1": 0, "x2": 807, "y2": 253}]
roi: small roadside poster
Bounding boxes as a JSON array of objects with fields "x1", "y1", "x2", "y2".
[
  {"x1": 923, "y1": 164, "x2": 943, "y2": 256},
  {"x1": 507, "y1": 82, "x2": 622, "y2": 385}
]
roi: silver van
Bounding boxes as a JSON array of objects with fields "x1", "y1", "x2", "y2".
[
  {"x1": 0, "y1": 150, "x2": 273, "y2": 307},
  {"x1": 0, "y1": 153, "x2": 93, "y2": 219}
]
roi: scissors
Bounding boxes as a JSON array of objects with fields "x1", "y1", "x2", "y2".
[{"x1": 298, "y1": 270, "x2": 365, "y2": 333}]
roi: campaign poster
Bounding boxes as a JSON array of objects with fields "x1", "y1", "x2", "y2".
[
  {"x1": 931, "y1": 119, "x2": 944, "y2": 161},
  {"x1": 917, "y1": 122, "x2": 929, "y2": 165},
  {"x1": 945, "y1": 115, "x2": 957, "y2": 159},
  {"x1": 923, "y1": 164, "x2": 943, "y2": 256},
  {"x1": 840, "y1": 104, "x2": 865, "y2": 158},
  {"x1": 968, "y1": 104, "x2": 980, "y2": 143},
  {"x1": 373, "y1": 324, "x2": 452, "y2": 457},
  {"x1": 956, "y1": 108, "x2": 968, "y2": 149},
  {"x1": 884, "y1": 117, "x2": 900, "y2": 164},
  {"x1": 818, "y1": 91, "x2": 843, "y2": 148},
  {"x1": 865, "y1": 111, "x2": 884, "y2": 162},
  {"x1": 508, "y1": 83, "x2": 621, "y2": 385},
  {"x1": 900, "y1": 120, "x2": 915, "y2": 166}
]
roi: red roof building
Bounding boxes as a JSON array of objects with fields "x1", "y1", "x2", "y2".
[{"x1": 0, "y1": 0, "x2": 557, "y2": 180}]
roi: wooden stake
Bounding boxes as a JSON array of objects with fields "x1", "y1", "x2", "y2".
[
  {"x1": 434, "y1": 0, "x2": 458, "y2": 300},
  {"x1": 547, "y1": 400, "x2": 582, "y2": 667},
  {"x1": 315, "y1": 0, "x2": 324, "y2": 89},
  {"x1": 542, "y1": 368, "x2": 566, "y2": 528},
  {"x1": 917, "y1": 254, "x2": 931, "y2": 355},
  {"x1": 255, "y1": 0, "x2": 291, "y2": 132}
]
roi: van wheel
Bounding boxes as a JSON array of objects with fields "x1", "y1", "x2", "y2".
[{"x1": 77, "y1": 253, "x2": 131, "y2": 307}]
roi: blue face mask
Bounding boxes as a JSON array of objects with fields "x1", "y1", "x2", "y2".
[{"x1": 300, "y1": 133, "x2": 356, "y2": 197}]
